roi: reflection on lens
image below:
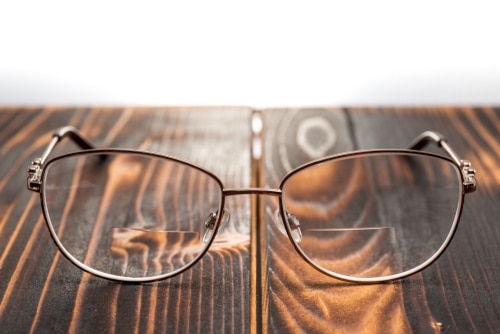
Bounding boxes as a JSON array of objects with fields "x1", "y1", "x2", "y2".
[
  {"x1": 42, "y1": 152, "x2": 223, "y2": 280},
  {"x1": 281, "y1": 152, "x2": 462, "y2": 279}
]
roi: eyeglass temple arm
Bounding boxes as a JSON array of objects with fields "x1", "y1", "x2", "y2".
[
  {"x1": 406, "y1": 131, "x2": 460, "y2": 164},
  {"x1": 28, "y1": 127, "x2": 100, "y2": 192},
  {"x1": 406, "y1": 131, "x2": 476, "y2": 193},
  {"x1": 38, "y1": 126, "x2": 96, "y2": 165}
]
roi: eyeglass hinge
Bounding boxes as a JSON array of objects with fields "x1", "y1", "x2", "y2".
[
  {"x1": 460, "y1": 160, "x2": 476, "y2": 194},
  {"x1": 27, "y1": 158, "x2": 43, "y2": 193}
]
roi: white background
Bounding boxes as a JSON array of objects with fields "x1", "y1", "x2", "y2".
[{"x1": 1, "y1": 1, "x2": 499, "y2": 107}]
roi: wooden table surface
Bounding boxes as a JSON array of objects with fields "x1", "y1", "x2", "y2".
[{"x1": 0, "y1": 107, "x2": 498, "y2": 333}]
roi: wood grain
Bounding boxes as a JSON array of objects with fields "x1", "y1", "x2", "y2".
[
  {"x1": 1, "y1": 106, "x2": 499, "y2": 333},
  {"x1": 261, "y1": 107, "x2": 500, "y2": 333},
  {"x1": 0, "y1": 107, "x2": 252, "y2": 333}
]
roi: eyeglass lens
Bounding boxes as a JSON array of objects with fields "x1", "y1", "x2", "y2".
[
  {"x1": 281, "y1": 152, "x2": 462, "y2": 279},
  {"x1": 42, "y1": 152, "x2": 223, "y2": 279}
]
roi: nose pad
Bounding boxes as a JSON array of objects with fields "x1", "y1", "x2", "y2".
[
  {"x1": 273, "y1": 208, "x2": 302, "y2": 243},
  {"x1": 203, "y1": 208, "x2": 230, "y2": 243}
]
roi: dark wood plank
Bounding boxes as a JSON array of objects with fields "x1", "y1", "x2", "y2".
[
  {"x1": 0, "y1": 107, "x2": 252, "y2": 333},
  {"x1": 2, "y1": 106, "x2": 499, "y2": 333},
  {"x1": 350, "y1": 107, "x2": 500, "y2": 333},
  {"x1": 261, "y1": 107, "x2": 500, "y2": 333}
]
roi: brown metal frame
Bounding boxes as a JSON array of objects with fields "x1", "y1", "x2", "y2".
[{"x1": 27, "y1": 126, "x2": 476, "y2": 283}]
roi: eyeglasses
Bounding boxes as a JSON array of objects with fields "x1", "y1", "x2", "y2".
[{"x1": 27, "y1": 126, "x2": 476, "y2": 283}]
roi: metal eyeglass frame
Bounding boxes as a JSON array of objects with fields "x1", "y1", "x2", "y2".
[{"x1": 27, "y1": 126, "x2": 476, "y2": 283}]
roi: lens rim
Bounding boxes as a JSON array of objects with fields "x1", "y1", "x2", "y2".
[
  {"x1": 40, "y1": 149, "x2": 226, "y2": 282},
  {"x1": 279, "y1": 149, "x2": 465, "y2": 283}
]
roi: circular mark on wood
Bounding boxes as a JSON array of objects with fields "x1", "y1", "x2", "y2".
[{"x1": 296, "y1": 116, "x2": 337, "y2": 158}]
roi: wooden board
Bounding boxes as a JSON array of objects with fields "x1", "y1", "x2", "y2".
[
  {"x1": 0, "y1": 107, "x2": 252, "y2": 333},
  {"x1": 1, "y1": 106, "x2": 499, "y2": 333},
  {"x1": 261, "y1": 107, "x2": 500, "y2": 333}
]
